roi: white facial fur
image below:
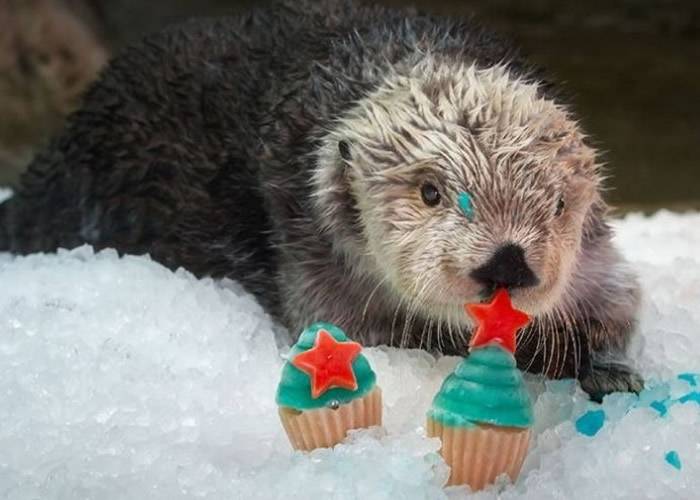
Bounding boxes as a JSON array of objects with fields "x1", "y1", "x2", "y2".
[{"x1": 314, "y1": 58, "x2": 600, "y2": 327}]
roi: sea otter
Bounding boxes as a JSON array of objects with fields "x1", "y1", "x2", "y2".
[{"x1": 0, "y1": 0, "x2": 642, "y2": 398}]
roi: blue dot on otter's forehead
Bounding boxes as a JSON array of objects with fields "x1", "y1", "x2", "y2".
[{"x1": 458, "y1": 191, "x2": 474, "y2": 220}]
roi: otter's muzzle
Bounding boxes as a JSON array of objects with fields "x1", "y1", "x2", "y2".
[{"x1": 470, "y1": 243, "x2": 539, "y2": 292}]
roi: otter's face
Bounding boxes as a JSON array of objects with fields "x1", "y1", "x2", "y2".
[{"x1": 314, "y1": 62, "x2": 601, "y2": 324}]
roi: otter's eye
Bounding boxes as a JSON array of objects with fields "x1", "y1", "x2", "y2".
[
  {"x1": 555, "y1": 196, "x2": 565, "y2": 216},
  {"x1": 420, "y1": 182, "x2": 441, "y2": 206}
]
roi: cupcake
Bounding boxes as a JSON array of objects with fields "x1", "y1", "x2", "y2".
[
  {"x1": 276, "y1": 322, "x2": 382, "y2": 451},
  {"x1": 427, "y1": 289, "x2": 533, "y2": 489}
]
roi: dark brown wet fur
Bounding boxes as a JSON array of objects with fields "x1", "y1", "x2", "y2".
[{"x1": 0, "y1": 0, "x2": 642, "y2": 399}]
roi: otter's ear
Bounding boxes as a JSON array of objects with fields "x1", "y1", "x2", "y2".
[{"x1": 338, "y1": 140, "x2": 352, "y2": 162}]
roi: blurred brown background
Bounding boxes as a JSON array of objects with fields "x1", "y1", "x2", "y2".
[{"x1": 1, "y1": 0, "x2": 698, "y2": 210}]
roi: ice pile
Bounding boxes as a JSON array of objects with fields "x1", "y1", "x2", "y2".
[
  {"x1": 0, "y1": 211, "x2": 699, "y2": 499},
  {"x1": 0, "y1": 187, "x2": 12, "y2": 204}
]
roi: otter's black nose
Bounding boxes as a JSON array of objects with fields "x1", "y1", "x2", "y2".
[{"x1": 470, "y1": 243, "x2": 539, "y2": 291}]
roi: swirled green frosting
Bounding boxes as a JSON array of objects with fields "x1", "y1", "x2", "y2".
[
  {"x1": 427, "y1": 346, "x2": 533, "y2": 428},
  {"x1": 276, "y1": 322, "x2": 377, "y2": 410}
]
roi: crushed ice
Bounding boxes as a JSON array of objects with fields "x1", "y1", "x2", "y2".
[
  {"x1": 0, "y1": 187, "x2": 12, "y2": 203},
  {"x1": 0, "y1": 211, "x2": 699, "y2": 499}
]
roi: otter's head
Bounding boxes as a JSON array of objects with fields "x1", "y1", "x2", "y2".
[{"x1": 314, "y1": 60, "x2": 602, "y2": 326}]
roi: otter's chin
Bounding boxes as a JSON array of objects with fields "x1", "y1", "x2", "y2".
[
  {"x1": 418, "y1": 300, "x2": 473, "y2": 327},
  {"x1": 511, "y1": 281, "x2": 566, "y2": 317}
]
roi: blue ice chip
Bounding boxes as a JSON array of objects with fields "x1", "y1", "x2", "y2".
[
  {"x1": 665, "y1": 450, "x2": 682, "y2": 470},
  {"x1": 575, "y1": 409, "x2": 605, "y2": 437},
  {"x1": 650, "y1": 400, "x2": 668, "y2": 416},
  {"x1": 678, "y1": 373, "x2": 698, "y2": 387},
  {"x1": 458, "y1": 191, "x2": 474, "y2": 220},
  {"x1": 679, "y1": 391, "x2": 700, "y2": 405}
]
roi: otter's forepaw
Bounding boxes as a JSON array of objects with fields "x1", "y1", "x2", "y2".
[{"x1": 579, "y1": 361, "x2": 644, "y2": 403}]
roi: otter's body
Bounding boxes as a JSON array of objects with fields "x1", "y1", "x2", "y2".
[{"x1": 0, "y1": 1, "x2": 641, "y2": 397}]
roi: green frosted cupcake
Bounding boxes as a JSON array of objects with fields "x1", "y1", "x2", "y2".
[
  {"x1": 427, "y1": 289, "x2": 533, "y2": 489},
  {"x1": 276, "y1": 322, "x2": 382, "y2": 450},
  {"x1": 427, "y1": 346, "x2": 533, "y2": 429}
]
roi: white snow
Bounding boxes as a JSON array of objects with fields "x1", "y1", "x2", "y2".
[
  {"x1": 0, "y1": 187, "x2": 12, "y2": 204},
  {"x1": 1, "y1": 211, "x2": 699, "y2": 499}
]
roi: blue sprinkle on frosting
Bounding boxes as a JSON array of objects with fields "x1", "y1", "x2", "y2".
[
  {"x1": 458, "y1": 191, "x2": 474, "y2": 220},
  {"x1": 665, "y1": 450, "x2": 682, "y2": 470},
  {"x1": 575, "y1": 409, "x2": 605, "y2": 437}
]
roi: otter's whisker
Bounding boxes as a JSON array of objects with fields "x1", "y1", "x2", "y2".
[
  {"x1": 362, "y1": 276, "x2": 388, "y2": 324},
  {"x1": 402, "y1": 277, "x2": 433, "y2": 349},
  {"x1": 405, "y1": 284, "x2": 431, "y2": 348},
  {"x1": 535, "y1": 312, "x2": 552, "y2": 376},
  {"x1": 552, "y1": 303, "x2": 573, "y2": 378},
  {"x1": 445, "y1": 314, "x2": 457, "y2": 353},
  {"x1": 434, "y1": 314, "x2": 445, "y2": 353},
  {"x1": 389, "y1": 294, "x2": 407, "y2": 349},
  {"x1": 414, "y1": 275, "x2": 441, "y2": 350},
  {"x1": 544, "y1": 322, "x2": 556, "y2": 378},
  {"x1": 425, "y1": 318, "x2": 434, "y2": 351}
]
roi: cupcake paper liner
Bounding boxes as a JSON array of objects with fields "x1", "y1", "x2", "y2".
[
  {"x1": 279, "y1": 386, "x2": 382, "y2": 451},
  {"x1": 427, "y1": 418, "x2": 530, "y2": 489}
]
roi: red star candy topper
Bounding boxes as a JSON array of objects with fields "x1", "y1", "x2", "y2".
[
  {"x1": 291, "y1": 329, "x2": 363, "y2": 398},
  {"x1": 465, "y1": 288, "x2": 531, "y2": 354}
]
